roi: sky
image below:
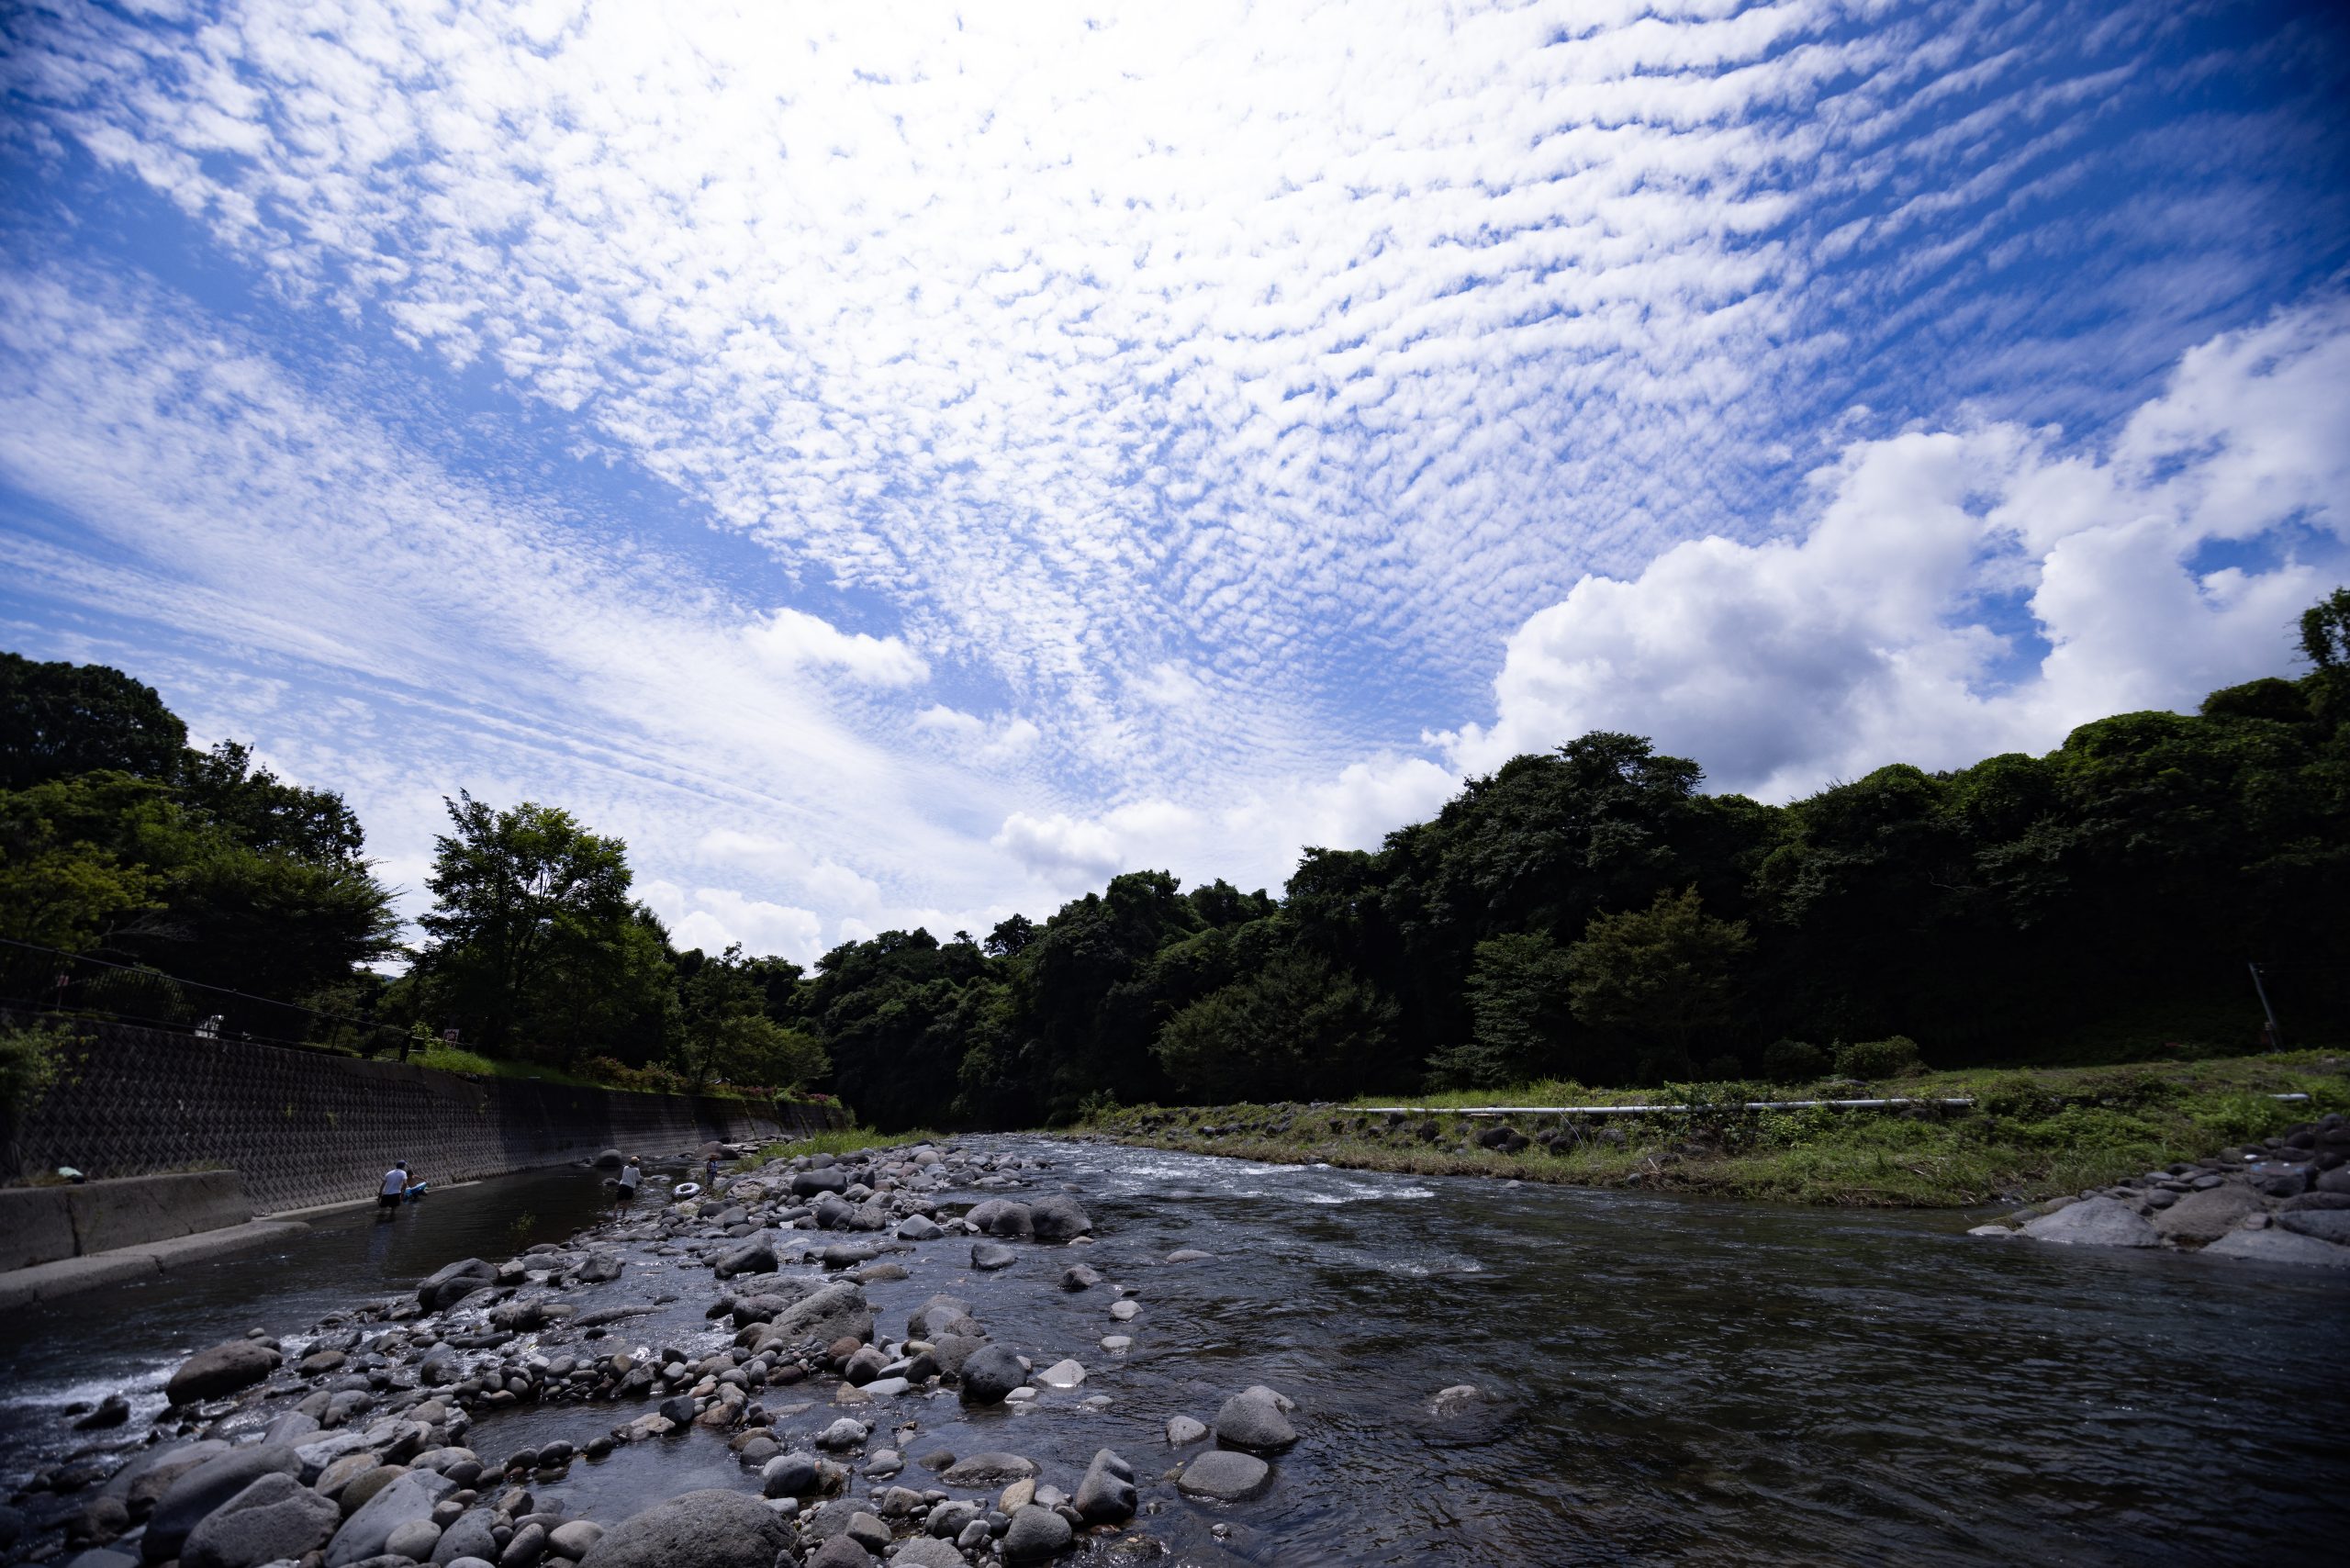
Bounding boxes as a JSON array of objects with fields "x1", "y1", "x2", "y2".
[{"x1": 3, "y1": 0, "x2": 2347, "y2": 965}]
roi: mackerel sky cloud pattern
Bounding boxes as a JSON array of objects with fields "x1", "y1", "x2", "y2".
[{"x1": 2, "y1": 1, "x2": 2345, "y2": 959}]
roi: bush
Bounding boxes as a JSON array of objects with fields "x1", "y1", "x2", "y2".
[
  {"x1": 0, "y1": 1024, "x2": 63, "y2": 1122},
  {"x1": 1762, "y1": 1039, "x2": 1828, "y2": 1082},
  {"x1": 1833, "y1": 1035, "x2": 1924, "y2": 1080},
  {"x1": 418, "y1": 1042, "x2": 497, "y2": 1076}
]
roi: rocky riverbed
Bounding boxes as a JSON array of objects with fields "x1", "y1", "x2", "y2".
[
  {"x1": 2, "y1": 1142, "x2": 1338, "y2": 1568},
  {"x1": 7, "y1": 1132, "x2": 2348, "y2": 1566},
  {"x1": 1969, "y1": 1111, "x2": 2350, "y2": 1265}
]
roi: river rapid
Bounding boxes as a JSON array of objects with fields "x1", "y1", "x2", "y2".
[{"x1": 6, "y1": 1137, "x2": 2346, "y2": 1566}]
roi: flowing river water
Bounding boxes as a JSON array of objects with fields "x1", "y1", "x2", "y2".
[{"x1": 6, "y1": 1138, "x2": 2347, "y2": 1565}]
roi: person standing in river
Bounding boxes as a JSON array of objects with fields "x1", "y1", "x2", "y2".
[
  {"x1": 376, "y1": 1159, "x2": 408, "y2": 1211},
  {"x1": 615, "y1": 1155, "x2": 643, "y2": 1204}
]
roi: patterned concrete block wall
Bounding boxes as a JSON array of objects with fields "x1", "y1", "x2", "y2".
[{"x1": 3, "y1": 1018, "x2": 845, "y2": 1214}]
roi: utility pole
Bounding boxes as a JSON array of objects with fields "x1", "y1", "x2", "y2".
[{"x1": 2248, "y1": 962, "x2": 2284, "y2": 1052}]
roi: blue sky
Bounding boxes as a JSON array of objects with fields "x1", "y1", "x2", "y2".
[{"x1": 3, "y1": 0, "x2": 2346, "y2": 962}]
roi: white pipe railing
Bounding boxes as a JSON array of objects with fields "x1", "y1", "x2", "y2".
[{"x1": 1342, "y1": 1092, "x2": 2312, "y2": 1117}]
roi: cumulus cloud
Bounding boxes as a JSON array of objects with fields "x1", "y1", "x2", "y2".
[
  {"x1": 1449, "y1": 301, "x2": 2350, "y2": 798},
  {"x1": 745, "y1": 608, "x2": 928, "y2": 687}
]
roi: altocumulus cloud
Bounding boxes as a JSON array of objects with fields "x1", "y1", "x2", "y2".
[{"x1": 0, "y1": 0, "x2": 2344, "y2": 951}]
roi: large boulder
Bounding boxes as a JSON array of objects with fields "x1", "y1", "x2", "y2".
[
  {"x1": 2151, "y1": 1184, "x2": 2263, "y2": 1244},
  {"x1": 2018, "y1": 1197, "x2": 2159, "y2": 1248},
  {"x1": 326, "y1": 1469, "x2": 453, "y2": 1566},
  {"x1": 2199, "y1": 1227, "x2": 2350, "y2": 1268},
  {"x1": 940, "y1": 1453, "x2": 1036, "y2": 1486},
  {"x1": 1028, "y1": 1194, "x2": 1091, "y2": 1241},
  {"x1": 165, "y1": 1341, "x2": 281, "y2": 1406},
  {"x1": 417, "y1": 1259, "x2": 498, "y2": 1312},
  {"x1": 181, "y1": 1474, "x2": 340, "y2": 1568},
  {"x1": 577, "y1": 1490, "x2": 791, "y2": 1568},
  {"x1": 970, "y1": 1241, "x2": 1017, "y2": 1271},
  {"x1": 790, "y1": 1170, "x2": 850, "y2": 1198},
  {"x1": 592, "y1": 1149, "x2": 623, "y2": 1170},
  {"x1": 762, "y1": 1282, "x2": 870, "y2": 1347},
  {"x1": 957, "y1": 1346, "x2": 1026, "y2": 1406},
  {"x1": 144, "y1": 1446, "x2": 301, "y2": 1562}
]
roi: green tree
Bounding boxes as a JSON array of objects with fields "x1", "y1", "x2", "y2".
[
  {"x1": 1565, "y1": 886, "x2": 1751, "y2": 1076},
  {"x1": 677, "y1": 942, "x2": 828, "y2": 1092},
  {"x1": 1427, "y1": 931, "x2": 1581, "y2": 1089},
  {"x1": 0, "y1": 653, "x2": 186, "y2": 789},
  {"x1": 412, "y1": 793, "x2": 636, "y2": 1054},
  {"x1": 1154, "y1": 946, "x2": 1394, "y2": 1101}
]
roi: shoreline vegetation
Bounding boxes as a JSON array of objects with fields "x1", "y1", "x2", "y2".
[{"x1": 1073, "y1": 1052, "x2": 2350, "y2": 1207}]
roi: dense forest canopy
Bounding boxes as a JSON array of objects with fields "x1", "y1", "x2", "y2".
[{"x1": 5, "y1": 587, "x2": 2347, "y2": 1126}]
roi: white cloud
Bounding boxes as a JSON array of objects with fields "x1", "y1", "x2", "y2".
[
  {"x1": 745, "y1": 608, "x2": 928, "y2": 688},
  {"x1": 1450, "y1": 300, "x2": 2350, "y2": 798},
  {"x1": 640, "y1": 879, "x2": 825, "y2": 964},
  {"x1": 991, "y1": 811, "x2": 1125, "y2": 887}
]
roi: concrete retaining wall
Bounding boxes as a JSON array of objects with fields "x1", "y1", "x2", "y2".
[
  {"x1": 0, "y1": 1170, "x2": 253, "y2": 1271},
  {"x1": 2, "y1": 1018, "x2": 845, "y2": 1214}
]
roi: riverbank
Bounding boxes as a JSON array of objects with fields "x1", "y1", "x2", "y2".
[
  {"x1": 1076, "y1": 1051, "x2": 2350, "y2": 1205},
  {"x1": 7, "y1": 1133, "x2": 2348, "y2": 1565}
]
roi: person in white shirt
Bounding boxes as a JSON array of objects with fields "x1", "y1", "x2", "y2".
[
  {"x1": 378, "y1": 1160, "x2": 409, "y2": 1210},
  {"x1": 616, "y1": 1156, "x2": 643, "y2": 1201}
]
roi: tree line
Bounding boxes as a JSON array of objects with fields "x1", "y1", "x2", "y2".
[{"x1": 5, "y1": 588, "x2": 2346, "y2": 1124}]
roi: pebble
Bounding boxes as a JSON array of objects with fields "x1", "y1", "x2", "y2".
[{"x1": 1035, "y1": 1359, "x2": 1086, "y2": 1388}]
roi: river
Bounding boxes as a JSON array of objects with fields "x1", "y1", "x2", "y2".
[{"x1": 6, "y1": 1138, "x2": 2346, "y2": 1565}]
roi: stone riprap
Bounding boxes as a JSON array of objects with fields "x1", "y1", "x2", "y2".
[{"x1": 1973, "y1": 1112, "x2": 2350, "y2": 1265}]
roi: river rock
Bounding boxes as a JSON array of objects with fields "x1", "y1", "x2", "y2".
[
  {"x1": 546, "y1": 1522, "x2": 603, "y2": 1560},
  {"x1": 592, "y1": 1149, "x2": 623, "y2": 1169},
  {"x1": 1060, "y1": 1263, "x2": 1102, "y2": 1291},
  {"x1": 166, "y1": 1340, "x2": 283, "y2": 1405},
  {"x1": 967, "y1": 1200, "x2": 1034, "y2": 1238},
  {"x1": 1001, "y1": 1505, "x2": 1072, "y2": 1562},
  {"x1": 1028, "y1": 1193, "x2": 1091, "y2": 1240},
  {"x1": 64, "y1": 1554, "x2": 140, "y2": 1568},
  {"x1": 764, "y1": 1282, "x2": 871, "y2": 1346},
  {"x1": 576, "y1": 1490, "x2": 790, "y2": 1568},
  {"x1": 1214, "y1": 1388, "x2": 1298, "y2": 1452},
  {"x1": 2018, "y1": 1196, "x2": 2159, "y2": 1248},
  {"x1": 431, "y1": 1511, "x2": 499, "y2": 1565},
  {"x1": 327, "y1": 1469, "x2": 453, "y2": 1566},
  {"x1": 891, "y1": 1540, "x2": 963, "y2": 1568},
  {"x1": 2151, "y1": 1184, "x2": 2262, "y2": 1244},
  {"x1": 906, "y1": 1294, "x2": 974, "y2": 1338},
  {"x1": 1166, "y1": 1416, "x2": 1207, "y2": 1445},
  {"x1": 499, "y1": 1521, "x2": 546, "y2": 1568},
  {"x1": 2277, "y1": 1209, "x2": 2350, "y2": 1244},
  {"x1": 337, "y1": 1465, "x2": 409, "y2": 1518},
  {"x1": 386, "y1": 1520, "x2": 443, "y2": 1561},
  {"x1": 712, "y1": 1238, "x2": 778, "y2": 1278},
  {"x1": 1073, "y1": 1449, "x2": 1136, "y2": 1525},
  {"x1": 1177, "y1": 1450, "x2": 1271, "y2": 1501},
  {"x1": 958, "y1": 1345, "x2": 1026, "y2": 1406},
  {"x1": 971, "y1": 1241, "x2": 1017, "y2": 1271},
  {"x1": 790, "y1": 1170, "x2": 850, "y2": 1198},
  {"x1": 760, "y1": 1452, "x2": 824, "y2": 1499},
  {"x1": 1037, "y1": 1358, "x2": 1085, "y2": 1388},
  {"x1": 574, "y1": 1253, "x2": 624, "y2": 1283},
  {"x1": 145, "y1": 1444, "x2": 302, "y2": 1562},
  {"x1": 1166, "y1": 1249, "x2": 1213, "y2": 1263},
  {"x1": 2199, "y1": 1227, "x2": 2350, "y2": 1267},
  {"x1": 181, "y1": 1473, "x2": 341, "y2": 1568},
  {"x1": 802, "y1": 1540, "x2": 867, "y2": 1568},
  {"x1": 417, "y1": 1260, "x2": 498, "y2": 1312},
  {"x1": 941, "y1": 1452, "x2": 1036, "y2": 1486}
]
